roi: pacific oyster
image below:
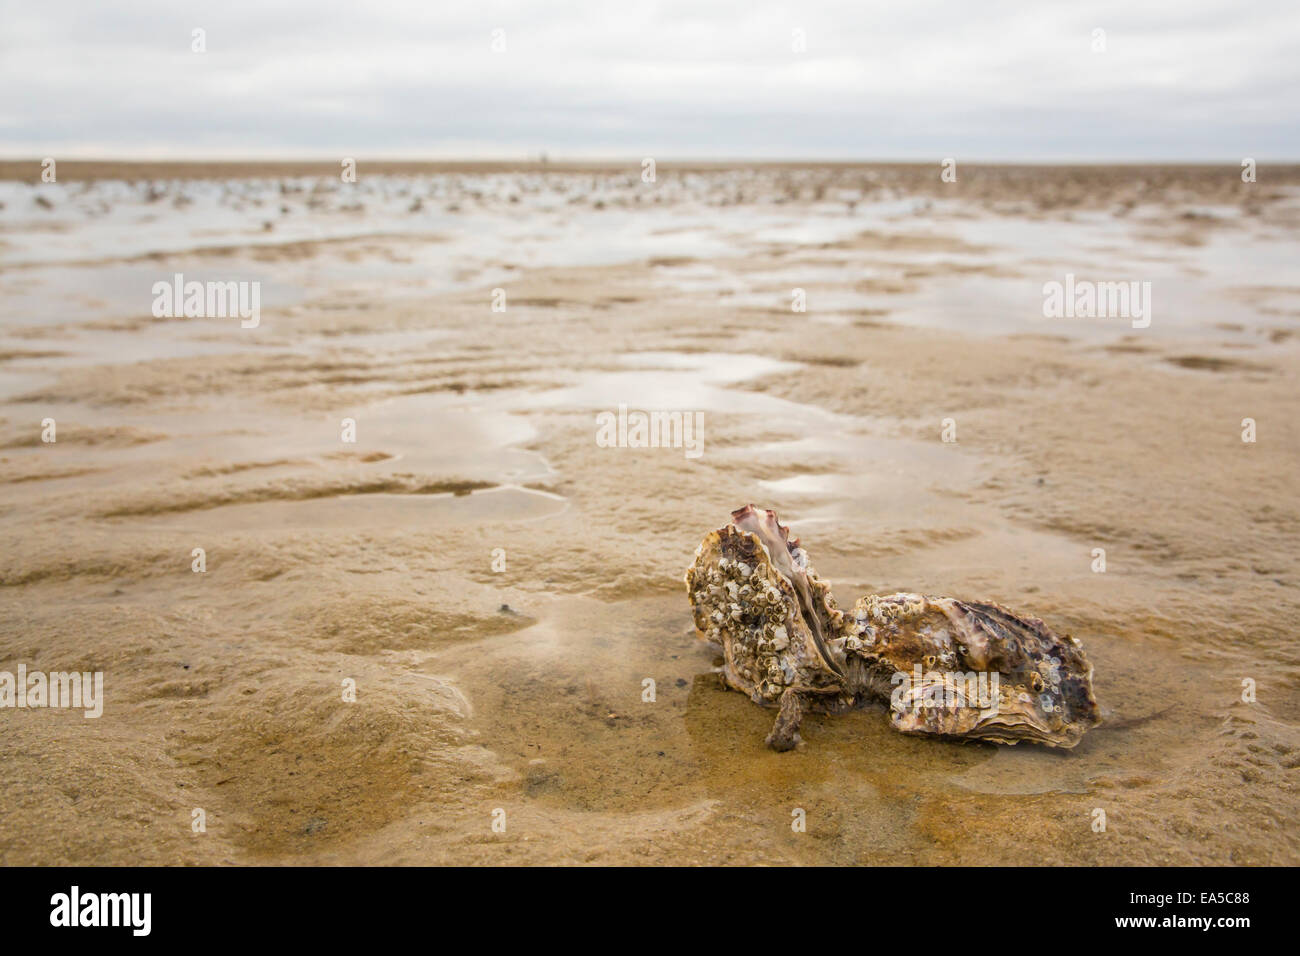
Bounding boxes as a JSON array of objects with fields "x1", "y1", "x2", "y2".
[{"x1": 685, "y1": 506, "x2": 1100, "y2": 751}]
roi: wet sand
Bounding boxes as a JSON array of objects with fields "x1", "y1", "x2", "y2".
[{"x1": 1, "y1": 162, "x2": 1298, "y2": 865}]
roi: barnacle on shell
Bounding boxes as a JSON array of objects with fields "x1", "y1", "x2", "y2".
[{"x1": 685, "y1": 506, "x2": 1101, "y2": 751}]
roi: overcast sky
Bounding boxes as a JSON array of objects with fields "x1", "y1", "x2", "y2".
[{"x1": 2, "y1": 0, "x2": 1297, "y2": 160}]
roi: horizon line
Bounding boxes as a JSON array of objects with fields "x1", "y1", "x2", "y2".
[{"x1": 2, "y1": 155, "x2": 1296, "y2": 167}]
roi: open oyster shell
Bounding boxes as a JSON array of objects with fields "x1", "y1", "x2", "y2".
[
  {"x1": 685, "y1": 506, "x2": 1100, "y2": 751},
  {"x1": 685, "y1": 505, "x2": 845, "y2": 705}
]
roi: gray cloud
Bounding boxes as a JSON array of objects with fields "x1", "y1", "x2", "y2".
[{"x1": 1, "y1": 0, "x2": 1297, "y2": 159}]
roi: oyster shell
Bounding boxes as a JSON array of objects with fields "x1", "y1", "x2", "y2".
[{"x1": 685, "y1": 506, "x2": 1100, "y2": 751}]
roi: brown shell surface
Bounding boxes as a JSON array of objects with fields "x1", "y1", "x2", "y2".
[
  {"x1": 686, "y1": 508, "x2": 1101, "y2": 749},
  {"x1": 685, "y1": 523, "x2": 843, "y2": 706},
  {"x1": 847, "y1": 592, "x2": 1100, "y2": 747}
]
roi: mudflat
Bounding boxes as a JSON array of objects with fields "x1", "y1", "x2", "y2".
[{"x1": 1, "y1": 162, "x2": 1297, "y2": 864}]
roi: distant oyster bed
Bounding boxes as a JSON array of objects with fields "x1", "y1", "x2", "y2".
[{"x1": 5, "y1": 164, "x2": 1300, "y2": 342}]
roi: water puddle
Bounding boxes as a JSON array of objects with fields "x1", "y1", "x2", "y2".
[{"x1": 131, "y1": 484, "x2": 565, "y2": 533}]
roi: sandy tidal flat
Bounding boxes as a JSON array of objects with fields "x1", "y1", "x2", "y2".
[{"x1": 1, "y1": 162, "x2": 1298, "y2": 865}]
